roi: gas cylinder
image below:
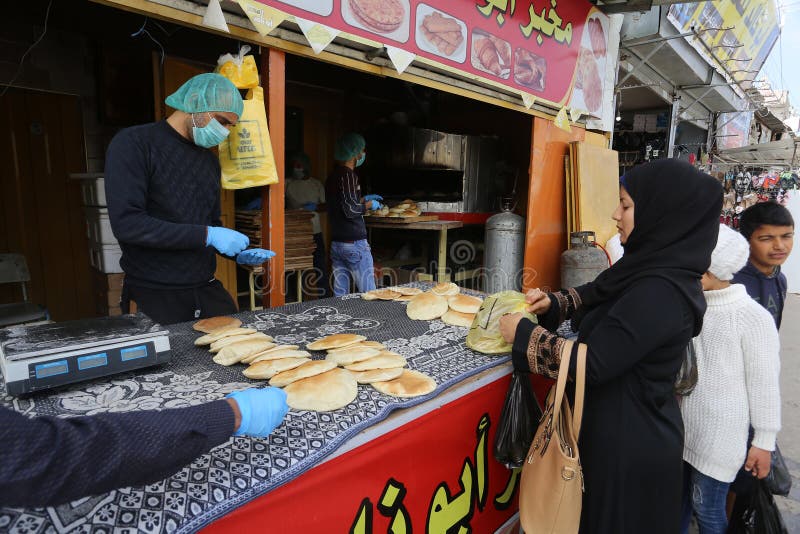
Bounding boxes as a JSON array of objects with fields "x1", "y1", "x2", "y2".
[
  {"x1": 560, "y1": 231, "x2": 608, "y2": 288},
  {"x1": 484, "y1": 201, "x2": 525, "y2": 293}
]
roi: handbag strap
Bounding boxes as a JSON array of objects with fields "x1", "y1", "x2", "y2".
[
  {"x1": 551, "y1": 339, "x2": 575, "y2": 423},
  {"x1": 572, "y1": 343, "x2": 587, "y2": 440}
]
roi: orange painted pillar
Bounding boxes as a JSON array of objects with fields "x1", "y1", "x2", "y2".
[
  {"x1": 261, "y1": 49, "x2": 286, "y2": 308},
  {"x1": 523, "y1": 117, "x2": 586, "y2": 292}
]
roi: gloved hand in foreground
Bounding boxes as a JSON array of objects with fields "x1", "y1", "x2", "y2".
[
  {"x1": 363, "y1": 194, "x2": 383, "y2": 202},
  {"x1": 207, "y1": 226, "x2": 249, "y2": 256},
  {"x1": 227, "y1": 388, "x2": 289, "y2": 438},
  {"x1": 236, "y1": 248, "x2": 276, "y2": 265},
  {"x1": 368, "y1": 200, "x2": 383, "y2": 210},
  {"x1": 302, "y1": 202, "x2": 317, "y2": 211}
]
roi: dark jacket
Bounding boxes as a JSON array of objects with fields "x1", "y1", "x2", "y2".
[
  {"x1": 0, "y1": 401, "x2": 234, "y2": 507},
  {"x1": 105, "y1": 121, "x2": 221, "y2": 289},
  {"x1": 732, "y1": 261, "x2": 787, "y2": 328},
  {"x1": 325, "y1": 165, "x2": 367, "y2": 242}
]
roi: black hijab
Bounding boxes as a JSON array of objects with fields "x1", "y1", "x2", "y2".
[{"x1": 572, "y1": 159, "x2": 722, "y2": 336}]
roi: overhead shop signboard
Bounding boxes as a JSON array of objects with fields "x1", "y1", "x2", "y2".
[
  {"x1": 717, "y1": 111, "x2": 754, "y2": 150},
  {"x1": 254, "y1": 0, "x2": 611, "y2": 119},
  {"x1": 667, "y1": 1, "x2": 779, "y2": 82}
]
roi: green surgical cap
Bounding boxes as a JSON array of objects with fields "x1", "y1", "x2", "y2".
[
  {"x1": 334, "y1": 132, "x2": 366, "y2": 161},
  {"x1": 165, "y1": 73, "x2": 244, "y2": 117}
]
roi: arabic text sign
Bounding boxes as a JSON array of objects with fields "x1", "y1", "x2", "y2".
[{"x1": 259, "y1": 0, "x2": 610, "y2": 113}]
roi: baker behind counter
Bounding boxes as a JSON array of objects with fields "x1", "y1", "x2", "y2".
[{"x1": 104, "y1": 73, "x2": 275, "y2": 325}]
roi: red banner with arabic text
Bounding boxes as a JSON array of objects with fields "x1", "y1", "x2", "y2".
[{"x1": 257, "y1": 0, "x2": 610, "y2": 114}]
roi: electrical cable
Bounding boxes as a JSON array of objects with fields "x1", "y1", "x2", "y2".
[
  {"x1": 0, "y1": 0, "x2": 54, "y2": 97},
  {"x1": 131, "y1": 17, "x2": 165, "y2": 66}
]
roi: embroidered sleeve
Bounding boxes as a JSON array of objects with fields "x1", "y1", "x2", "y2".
[
  {"x1": 551, "y1": 288, "x2": 582, "y2": 324},
  {"x1": 525, "y1": 325, "x2": 567, "y2": 380}
]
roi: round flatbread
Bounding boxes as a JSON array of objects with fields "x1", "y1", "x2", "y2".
[
  {"x1": 241, "y1": 344, "x2": 300, "y2": 364},
  {"x1": 193, "y1": 316, "x2": 241, "y2": 333},
  {"x1": 371, "y1": 289, "x2": 401, "y2": 300},
  {"x1": 285, "y1": 368, "x2": 358, "y2": 412},
  {"x1": 213, "y1": 338, "x2": 277, "y2": 366},
  {"x1": 431, "y1": 282, "x2": 460, "y2": 296},
  {"x1": 351, "y1": 367, "x2": 404, "y2": 384},
  {"x1": 270, "y1": 360, "x2": 338, "y2": 388},
  {"x1": 249, "y1": 349, "x2": 311, "y2": 365},
  {"x1": 358, "y1": 341, "x2": 386, "y2": 350},
  {"x1": 243, "y1": 357, "x2": 311, "y2": 379},
  {"x1": 389, "y1": 286, "x2": 423, "y2": 296},
  {"x1": 372, "y1": 369, "x2": 437, "y2": 398},
  {"x1": 326, "y1": 346, "x2": 381, "y2": 366},
  {"x1": 209, "y1": 332, "x2": 272, "y2": 353},
  {"x1": 307, "y1": 334, "x2": 366, "y2": 351},
  {"x1": 395, "y1": 294, "x2": 415, "y2": 302},
  {"x1": 362, "y1": 292, "x2": 379, "y2": 301},
  {"x1": 345, "y1": 352, "x2": 407, "y2": 371},
  {"x1": 406, "y1": 292, "x2": 448, "y2": 321},
  {"x1": 441, "y1": 310, "x2": 476, "y2": 328},
  {"x1": 195, "y1": 327, "x2": 260, "y2": 346},
  {"x1": 447, "y1": 294, "x2": 483, "y2": 314}
]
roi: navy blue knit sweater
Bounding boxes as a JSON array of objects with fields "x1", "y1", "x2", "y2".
[
  {"x1": 732, "y1": 261, "x2": 787, "y2": 328},
  {"x1": 325, "y1": 165, "x2": 367, "y2": 242},
  {"x1": 105, "y1": 121, "x2": 222, "y2": 289},
  {"x1": 0, "y1": 401, "x2": 234, "y2": 507}
]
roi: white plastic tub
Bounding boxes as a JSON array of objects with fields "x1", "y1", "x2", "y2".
[
  {"x1": 88, "y1": 242, "x2": 123, "y2": 273},
  {"x1": 71, "y1": 173, "x2": 106, "y2": 207},
  {"x1": 84, "y1": 207, "x2": 117, "y2": 245}
]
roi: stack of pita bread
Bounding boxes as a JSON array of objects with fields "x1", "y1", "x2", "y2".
[
  {"x1": 361, "y1": 285, "x2": 423, "y2": 302},
  {"x1": 404, "y1": 283, "x2": 482, "y2": 328},
  {"x1": 367, "y1": 199, "x2": 423, "y2": 218}
]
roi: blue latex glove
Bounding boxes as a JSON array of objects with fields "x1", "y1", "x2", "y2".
[
  {"x1": 227, "y1": 388, "x2": 289, "y2": 438},
  {"x1": 207, "y1": 226, "x2": 249, "y2": 256},
  {"x1": 364, "y1": 194, "x2": 383, "y2": 202},
  {"x1": 302, "y1": 202, "x2": 317, "y2": 211},
  {"x1": 244, "y1": 197, "x2": 262, "y2": 210},
  {"x1": 236, "y1": 248, "x2": 276, "y2": 265},
  {"x1": 368, "y1": 200, "x2": 383, "y2": 210}
]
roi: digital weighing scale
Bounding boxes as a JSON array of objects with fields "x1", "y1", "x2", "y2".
[{"x1": 0, "y1": 314, "x2": 171, "y2": 396}]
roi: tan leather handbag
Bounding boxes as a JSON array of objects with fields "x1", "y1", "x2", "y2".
[{"x1": 519, "y1": 340, "x2": 587, "y2": 534}]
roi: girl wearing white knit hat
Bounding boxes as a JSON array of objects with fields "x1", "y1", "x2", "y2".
[{"x1": 680, "y1": 224, "x2": 781, "y2": 534}]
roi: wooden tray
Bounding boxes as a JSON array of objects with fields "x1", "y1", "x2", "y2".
[{"x1": 365, "y1": 215, "x2": 439, "y2": 224}]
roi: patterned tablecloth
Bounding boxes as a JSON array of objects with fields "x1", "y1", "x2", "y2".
[{"x1": 0, "y1": 286, "x2": 511, "y2": 534}]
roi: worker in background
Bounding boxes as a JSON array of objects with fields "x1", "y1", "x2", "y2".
[
  {"x1": 105, "y1": 73, "x2": 275, "y2": 325},
  {"x1": 285, "y1": 152, "x2": 330, "y2": 297},
  {"x1": 326, "y1": 133, "x2": 382, "y2": 296},
  {"x1": 0, "y1": 387, "x2": 288, "y2": 507}
]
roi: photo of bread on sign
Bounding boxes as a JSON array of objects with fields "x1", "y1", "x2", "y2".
[
  {"x1": 415, "y1": 3, "x2": 467, "y2": 63},
  {"x1": 342, "y1": 0, "x2": 410, "y2": 43},
  {"x1": 471, "y1": 29, "x2": 511, "y2": 79}
]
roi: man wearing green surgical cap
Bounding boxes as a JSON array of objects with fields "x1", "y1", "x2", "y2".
[
  {"x1": 325, "y1": 132, "x2": 383, "y2": 296},
  {"x1": 104, "y1": 73, "x2": 275, "y2": 324}
]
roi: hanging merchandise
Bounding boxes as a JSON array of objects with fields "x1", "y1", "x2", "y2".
[
  {"x1": 216, "y1": 45, "x2": 259, "y2": 89},
  {"x1": 218, "y1": 86, "x2": 279, "y2": 189}
]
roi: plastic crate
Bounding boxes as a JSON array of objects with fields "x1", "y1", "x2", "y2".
[
  {"x1": 88, "y1": 242, "x2": 123, "y2": 273},
  {"x1": 71, "y1": 173, "x2": 106, "y2": 207},
  {"x1": 84, "y1": 207, "x2": 117, "y2": 245}
]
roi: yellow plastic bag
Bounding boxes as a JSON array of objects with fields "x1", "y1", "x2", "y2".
[
  {"x1": 466, "y1": 291, "x2": 537, "y2": 354},
  {"x1": 218, "y1": 86, "x2": 279, "y2": 189},
  {"x1": 215, "y1": 45, "x2": 259, "y2": 89}
]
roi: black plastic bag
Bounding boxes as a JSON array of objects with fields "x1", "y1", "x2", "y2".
[
  {"x1": 728, "y1": 480, "x2": 788, "y2": 534},
  {"x1": 765, "y1": 443, "x2": 792, "y2": 497},
  {"x1": 494, "y1": 370, "x2": 543, "y2": 469},
  {"x1": 674, "y1": 340, "x2": 698, "y2": 396}
]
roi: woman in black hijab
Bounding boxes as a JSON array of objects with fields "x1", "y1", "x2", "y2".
[{"x1": 500, "y1": 159, "x2": 722, "y2": 533}]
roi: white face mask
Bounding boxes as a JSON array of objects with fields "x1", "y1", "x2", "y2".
[{"x1": 292, "y1": 168, "x2": 305, "y2": 179}]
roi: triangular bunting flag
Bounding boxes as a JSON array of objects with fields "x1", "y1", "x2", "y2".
[
  {"x1": 386, "y1": 46, "x2": 415, "y2": 74},
  {"x1": 569, "y1": 108, "x2": 584, "y2": 123},
  {"x1": 236, "y1": 0, "x2": 287, "y2": 36},
  {"x1": 202, "y1": 0, "x2": 230, "y2": 33},
  {"x1": 296, "y1": 18, "x2": 339, "y2": 54},
  {"x1": 555, "y1": 107, "x2": 571, "y2": 133},
  {"x1": 521, "y1": 93, "x2": 536, "y2": 109}
]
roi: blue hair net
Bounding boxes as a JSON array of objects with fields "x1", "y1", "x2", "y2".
[
  {"x1": 334, "y1": 133, "x2": 366, "y2": 162},
  {"x1": 165, "y1": 73, "x2": 244, "y2": 117}
]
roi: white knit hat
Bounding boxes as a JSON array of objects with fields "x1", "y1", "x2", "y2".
[{"x1": 708, "y1": 224, "x2": 749, "y2": 281}]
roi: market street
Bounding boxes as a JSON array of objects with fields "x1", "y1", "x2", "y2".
[{"x1": 776, "y1": 293, "x2": 800, "y2": 530}]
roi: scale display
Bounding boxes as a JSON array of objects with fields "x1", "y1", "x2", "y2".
[{"x1": 0, "y1": 314, "x2": 172, "y2": 396}]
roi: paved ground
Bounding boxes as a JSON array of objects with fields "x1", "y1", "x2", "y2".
[{"x1": 775, "y1": 293, "x2": 800, "y2": 530}]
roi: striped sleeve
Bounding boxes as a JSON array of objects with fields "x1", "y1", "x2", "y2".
[{"x1": 341, "y1": 171, "x2": 365, "y2": 219}]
